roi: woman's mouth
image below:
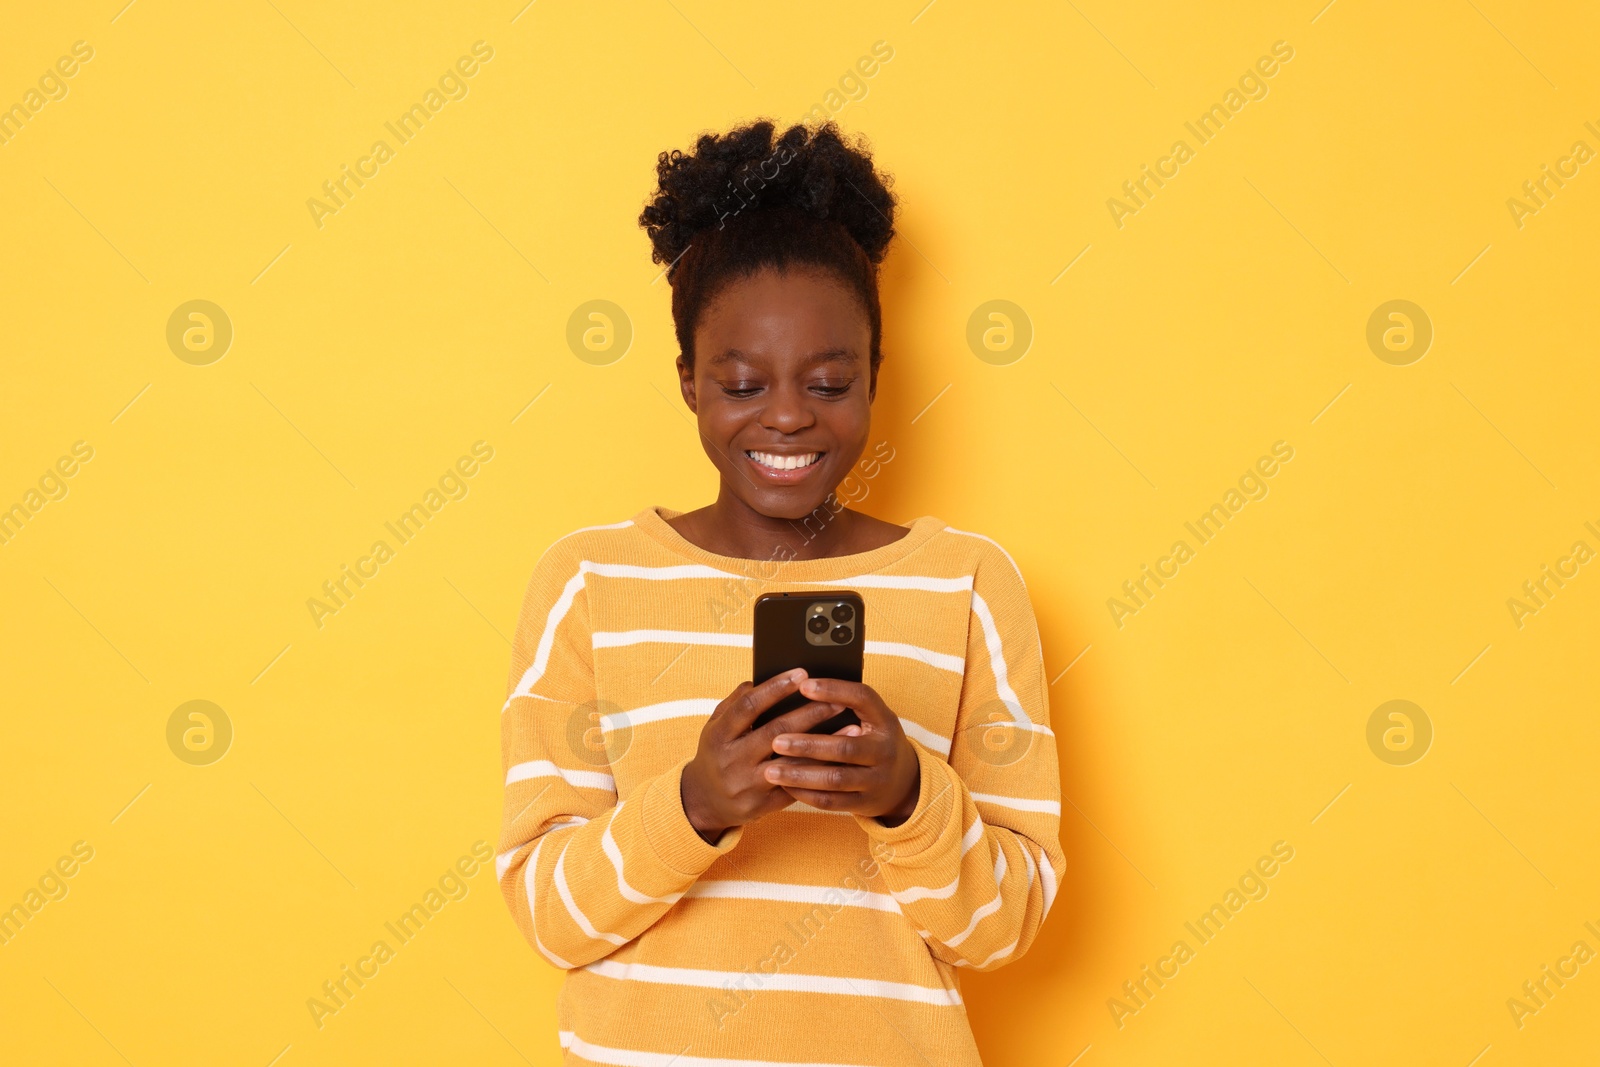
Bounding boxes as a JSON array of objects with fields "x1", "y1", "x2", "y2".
[{"x1": 744, "y1": 450, "x2": 823, "y2": 482}]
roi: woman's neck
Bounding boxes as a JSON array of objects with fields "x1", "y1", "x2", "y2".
[{"x1": 666, "y1": 489, "x2": 907, "y2": 562}]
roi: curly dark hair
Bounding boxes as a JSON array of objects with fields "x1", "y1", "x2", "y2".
[{"x1": 639, "y1": 120, "x2": 897, "y2": 372}]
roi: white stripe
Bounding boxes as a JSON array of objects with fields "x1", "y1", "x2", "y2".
[
  {"x1": 584, "y1": 959, "x2": 961, "y2": 1006},
  {"x1": 901, "y1": 719, "x2": 952, "y2": 756},
  {"x1": 961, "y1": 818, "x2": 986, "y2": 856},
  {"x1": 506, "y1": 760, "x2": 615, "y2": 792},
  {"x1": 971, "y1": 591, "x2": 1052, "y2": 734},
  {"x1": 593, "y1": 629, "x2": 749, "y2": 649},
  {"x1": 866, "y1": 639, "x2": 964, "y2": 674},
  {"x1": 944, "y1": 890, "x2": 1004, "y2": 948},
  {"x1": 501, "y1": 539, "x2": 989, "y2": 710},
  {"x1": 943, "y1": 526, "x2": 1026, "y2": 587},
  {"x1": 590, "y1": 630, "x2": 963, "y2": 676},
  {"x1": 563, "y1": 1033, "x2": 871, "y2": 1067},
  {"x1": 1022, "y1": 843, "x2": 1036, "y2": 890},
  {"x1": 956, "y1": 938, "x2": 1019, "y2": 969},
  {"x1": 602, "y1": 698, "x2": 717, "y2": 731},
  {"x1": 523, "y1": 520, "x2": 634, "y2": 581},
  {"x1": 890, "y1": 875, "x2": 958, "y2": 904},
  {"x1": 993, "y1": 847, "x2": 1008, "y2": 884},
  {"x1": 818, "y1": 574, "x2": 973, "y2": 593},
  {"x1": 505, "y1": 567, "x2": 588, "y2": 707},
  {"x1": 554, "y1": 841, "x2": 629, "y2": 946},
  {"x1": 602, "y1": 801, "x2": 683, "y2": 906},
  {"x1": 496, "y1": 843, "x2": 530, "y2": 882},
  {"x1": 502, "y1": 547, "x2": 733, "y2": 711},
  {"x1": 971, "y1": 792, "x2": 1061, "y2": 815},
  {"x1": 684, "y1": 879, "x2": 901, "y2": 914},
  {"x1": 522, "y1": 836, "x2": 576, "y2": 969},
  {"x1": 497, "y1": 818, "x2": 590, "y2": 881},
  {"x1": 583, "y1": 561, "x2": 738, "y2": 581}
]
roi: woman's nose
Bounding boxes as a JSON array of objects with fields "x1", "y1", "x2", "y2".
[{"x1": 760, "y1": 384, "x2": 815, "y2": 434}]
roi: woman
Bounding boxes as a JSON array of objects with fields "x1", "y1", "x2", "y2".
[{"x1": 499, "y1": 120, "x2": 1063, "y2": 1066}]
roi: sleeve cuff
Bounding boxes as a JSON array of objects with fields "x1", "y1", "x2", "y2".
[
  {"x1": 853, "y1": 743, "x2": 961, "y2": 863},
  {"x1": 640, "y1": 759, "x2": 744, "y2": 877}
]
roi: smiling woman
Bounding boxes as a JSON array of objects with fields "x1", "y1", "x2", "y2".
[
  {"x1": 639, "y1": 121, "x2": 900, "y2": 558},
  {"x1": 496, "y1": 120, "x2": 1063, "y2": 1067}
]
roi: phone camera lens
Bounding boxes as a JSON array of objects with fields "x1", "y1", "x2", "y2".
[
  {"x1": 831, "y1": 604, "x2": 853, "y2": 623},
  {"x1": 831, "y1": 625, "x2": 853, "y2": 644},
  {"x1": 808, "y1": 615, "x2": 830, "y2": 634}
]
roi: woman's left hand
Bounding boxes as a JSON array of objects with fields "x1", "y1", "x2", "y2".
[{"x1": 764, "y1": 677, "x2": 921, "y2": 826}]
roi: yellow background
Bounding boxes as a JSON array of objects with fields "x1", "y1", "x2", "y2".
[{"x1": 2, "y1": 1, "x2": 1597, "y2": 1064}]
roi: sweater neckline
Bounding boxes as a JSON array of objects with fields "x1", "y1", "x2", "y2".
[{"x1": 634, "y1": 506, "x2": 946, "y2": 581}]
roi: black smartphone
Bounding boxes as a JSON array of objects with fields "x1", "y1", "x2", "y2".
[{"x1": 750, "y1": 591, "x2": 865, "y2": 733}]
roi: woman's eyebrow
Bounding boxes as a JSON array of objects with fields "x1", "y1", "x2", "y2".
[
  {"x1": 802, "y1": 347, "x2": 858, "y2": 365},
  {"x1": 707, "y1": 347, "x2": 859, "y2": 367}
]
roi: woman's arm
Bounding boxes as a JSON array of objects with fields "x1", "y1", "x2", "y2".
[
  {"x1": 496, "y1": 542, "x2": 742, "y2": 970},
  {"x1": 854, "y1": 544, "x2": 1064, "y2": 970}
]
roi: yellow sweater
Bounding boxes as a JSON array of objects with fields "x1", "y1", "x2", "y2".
[{"x1": 498, "y1": 507, "x2": 1064, "y2": 1066}]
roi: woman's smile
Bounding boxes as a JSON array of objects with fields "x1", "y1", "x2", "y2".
[{"x1": 744, "y1": 448, "x2": 825, "y2": 481}]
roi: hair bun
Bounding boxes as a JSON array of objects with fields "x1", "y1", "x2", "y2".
[{"x1": 640, "y1": 120, "x2": 895, "y2": 276}]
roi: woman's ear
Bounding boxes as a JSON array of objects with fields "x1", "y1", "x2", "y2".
[{"x1": 676, "y1": 355, "x2": 698, "y2": 413}]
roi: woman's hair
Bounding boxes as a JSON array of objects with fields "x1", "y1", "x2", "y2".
[{"x1": 639, "y1": 120, "x2": 896, "y2": 372}]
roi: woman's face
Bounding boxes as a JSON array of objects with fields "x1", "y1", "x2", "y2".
[{"x1": 679, "y1": 266, "x2": 874, "y2": 522}]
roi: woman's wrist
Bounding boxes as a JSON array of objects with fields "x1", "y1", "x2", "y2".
[
  {"x1": 875, "y1": 746, "x2": 921, "y2": 827},
  {"x1": 679, "y1": 765, "x2": 727, "y2": 844}
]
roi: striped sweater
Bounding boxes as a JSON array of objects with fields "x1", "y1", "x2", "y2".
[{"x1": 498, "y1": 507, "x2": 1064, "y2": 1067}]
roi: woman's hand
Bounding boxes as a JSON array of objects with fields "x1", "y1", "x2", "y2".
[
  {"x1": 680, "y1": 670, "x2": 845, "y2": 844},
  {"x1": 764, "y1": 678, "x2": 922, "y2": 826}
]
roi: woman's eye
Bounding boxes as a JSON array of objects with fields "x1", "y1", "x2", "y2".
[
  {"x1": 720, "y1": 382, "x2": 762, "y2": 398},
  {"x1": 811, "y1": 380, "x2": 853, "y2": 396}
]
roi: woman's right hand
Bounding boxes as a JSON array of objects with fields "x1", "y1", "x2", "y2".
[{"x1": 680, "y1": 669, "x2": 844, "y2": 843}]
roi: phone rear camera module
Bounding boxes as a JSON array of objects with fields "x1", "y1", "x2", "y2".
[
  {"x1": 831, "y1": 604, "x2": 853, "y2": 623},
  {"x1": 807, "y1": 614, "x2": 830, "y2": 634},
  {"x1": 830, "y1": 625, "x2": 853, "y2": 644}
]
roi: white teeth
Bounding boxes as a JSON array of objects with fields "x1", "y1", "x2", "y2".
[{"x1": 748, "y1": 451, "x2": 818, "y2": 471}]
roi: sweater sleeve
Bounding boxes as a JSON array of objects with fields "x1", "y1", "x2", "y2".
[
  {"x1": 496, "y1": 538, "x2": 743, "y2": 969},
  {"x1": 854, "y1": 540, "x2": 1064, "y2": 970}
]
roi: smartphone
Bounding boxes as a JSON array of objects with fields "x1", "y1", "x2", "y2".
[{"x1": 750, "y1": 591, "x2": 865, "y2": 733}]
